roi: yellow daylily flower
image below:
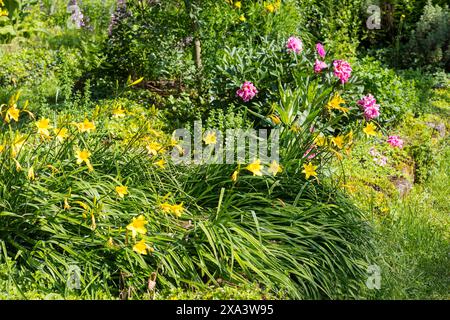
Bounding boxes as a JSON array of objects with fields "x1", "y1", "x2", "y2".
[
  {"x1": 265, "y1": 3, "x2": 275, "y2": 13},
  {"x1": 170, "y1": 203, "x2": 184, "y2": 218},
  {"x1": 116, "y1": 185, "x2": 128, "y2": 198},
  {"x1": 363, "y1": 123, "x2": 377, "y2": 137},
  {"x1": 267, "y1": 160, "x2": 282, "y2": 176},
  {"x1": 133, "y1": 239, "x2": 153, "y2": 255},
  {"x1": 75, "y1": 119, "x2": 96, "y2": 133},
  {"x1": 75, "y1": 149, "x2": 93, "y2": 171},
  {"x1": 112, "y1": 106, "x2": 126, "y2": 118},
  {"x1": 314, "y1": 135, "x2": 326, "y2": 147},
  {"x1": 327, "y1": 94, "x2": 349, "y2": 113},
  {"x1": 331, "y1": 135, "x2": 344, "y2": 149},
  {"x1": 160, "y1": 202, "x2": 173, "y2": 213},
  {"x1": 269, "y1": 114, "x2": 281, "y2": 125},
  {"x1": 146, "y1": 141, "x2": 162, "y2": 156},
  {"x1": 54, "y1": 128, "x2": 68, "y2": 142},
  {"x1": 155, "y1": 159, "x2": 166, "y2": 169},
  {"x1": 234, "y1": 1, "x2": 241, "y2": 9},
  {"x1": 126, "y1": 215, "x2": 148, "y2": 239},
  {"x1": 6, "y1": 105, "x2": 20, "y2": 123},
  {"x1": 246, "y1": 159, "x2": 263, "y2": 176},
  {"x1": 302, "y1": 162, "x2": 318, "y2": 180},
  {"x1": 36, "y1": 118, "x2": 52, "y2": 138},
  {"x1": 160, "y1": 203, "x2": 184, "y2": 217},
  {"x1": 203, "y1": 131, "x2": 217, "y2": 145}
]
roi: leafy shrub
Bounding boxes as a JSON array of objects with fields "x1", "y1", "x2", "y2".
[
  {"x1": 407, "y1": 1, "x2": 450, "y2": 70},
  {"x1": 296, "y1": 0, "x2": 363, "y2": 57},
  {"x1": 352, "y1": 57, "x2": 420, "y2": 125},
  {"x1": 105, "y1": 0, "x2": 194, "y2": 82}
]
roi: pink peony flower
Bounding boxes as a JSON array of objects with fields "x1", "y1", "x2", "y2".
[
  {"x1": 358, "y1": 94, "x2": 380, "y2": 120},
  {"x1": 387, "y1": 135, "x2": 403, "y2": 148},
  {"x1": 363, "y1": 104, "x2": 380, "y2": 120},
  {"x1": 316, "y1": 43, "x2": 326, "y2": 58},
  {"x1": 357, "y1": 94, "x2": 377, "y2": 108},
  {"x1": 333, "y1": 60, "x2": 352, "y2": 84},
  {"x1": 236, "y1": 81, "x2": 258, "y2": 102},
  {"x1": 286, "y1": 36, "x2": 303, "y2": 54},
  {"x1": 314, "y1": 59, "x2": 327, "y2": 73}
]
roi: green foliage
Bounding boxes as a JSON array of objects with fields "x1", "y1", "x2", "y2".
[
  {"x1": 296, "y1": 0, "x2": 363, "y2": 57},
  {"x1": 407, "y1": 1, "x2": 450, "y2": 70},
  {"x1": 353, "y1": 57, "x2": 420, "y2": 125},
  {"x1": 105, "y1": 0, "x2": 194, "y2": 82}
]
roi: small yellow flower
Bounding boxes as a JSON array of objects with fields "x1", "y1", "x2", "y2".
[
  {"x1": 116, "y1": 185, "x2": 128, "y2": 198},
  {"x1": 0, "y1": 144, "x2": 4, "y2": 153},
  {"x1": 265, "y1": 3, "x2": 275, "y2": 13},
  {"x1": 231, "y1": 170, "x2": 239, "y2": 182},
  {"x1": 75, "y1": 149, "x2": 93, "y2": 171},
  {"x1": 314, "y1": 135, "x2": 326, "y2": 147},
  {"x1": 239, "y1": 14, "x2": 246, "y2": 22},
  {"x1": 327, "y1": 94, "x2": 348, "y2": 113},
  {"x1": 246, "y1": 159, "x2": 263, "y2": 176},
  {"x1": 269, "y1": 114, "x2": 281, "y2": 125},
  {"x1": 160, "y1": 203, "x2": 184, "y2": 217},
  {"x1": 126, "y1": 215, "x2": 148, "y2": 239},
  {"x1": 234, "y1": 1, "x2": 241, "y2": 9},
  {"x1": 203, "y1": 131, "x2": 217, "y2": 145},
  {"x1": 54, "y1": 128, "x2": 68, "y2": 142},
  {"x1": 155, "y1": 159, "x2": 166, "y2": 169},
  {"x1": 267, "y1": 160, "x2": 282, "y2": 176},
  {"x1": 112, "y1": 106, "x2": 126, "y2": 118},
  {"x1": 170, "y1": 203, "x2": 184, "y2": 218},
  {"x1": 160, "y1": 202, "x2": 173, "y2": 213},
  {"x1": 363, "y1": 123, "x2": 377, "y2": 137},
  {"x1": 27, "y1": 166, "x2": 35, "y2": 180},
  {"x1": 302, "y1": 162, "x2": 318, "y2": 180},
  {"x1": 133, "y1": 239, "x2": 150, "y2": 255},
  {"x1": 36, "y1": 118, "x2": 52, "y2": 138},
  {"x1": 75, "y1": 119, "x2": 96, "y2": 133},
  {"x1": 6, "y1": 105, "x2": 20, "y2": 123},
  {"x1": 146, "y1": 141, "x2": 162, "y2": 156},
  {"x1": 331, "y1": 135, "x2": 344, "y2": 149}
]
